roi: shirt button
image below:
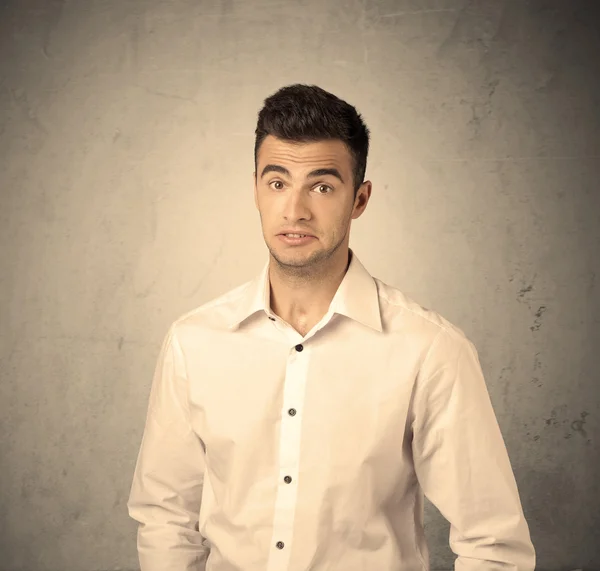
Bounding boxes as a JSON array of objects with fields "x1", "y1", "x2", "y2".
[
  {"x1": 269, "y1": 316, "x2": 275, "y2": 321},
  {"x1": 288, "y1": 408, "x2": 296, "y2": 416},
  {"x1": 295, "y1": 344, "x2": 303, "y2": 351},
  {"x1": 276, "y1": 541, "x2": 284, "y2": 549},
  {"x1": 284, "y1": 475, "x2": 292, "y2": 483}
]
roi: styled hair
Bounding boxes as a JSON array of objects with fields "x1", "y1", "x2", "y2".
[{"x1": 254, "y1": 84, "x2": 370, "y2": 199}]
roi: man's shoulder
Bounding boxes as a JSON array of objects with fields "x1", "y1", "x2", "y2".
[
  {"x1": 374, "y1": 277, "x2": 471, "y2": 347},
  {"x1": 170, "y1": 277, "x2": 254, "y2": 332}
]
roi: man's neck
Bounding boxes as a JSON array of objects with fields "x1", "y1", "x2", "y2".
[{"x1": 269, "y1": 250, "x2": 351, "y2": 323}]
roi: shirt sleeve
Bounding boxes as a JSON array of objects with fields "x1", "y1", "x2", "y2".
[
  {"x1": 411, "y1": 328, "x2": 536, "y2": 571},
  {"x1": 127, "y1": 325, "x2": 210, "y2": 571}
]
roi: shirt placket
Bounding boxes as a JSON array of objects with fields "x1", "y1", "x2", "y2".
[{"x1": 266, "y1": 337, "x2": 309, "y2": 571}]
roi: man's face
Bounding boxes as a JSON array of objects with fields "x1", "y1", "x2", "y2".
[{"x1": 253, "y1": 135, "x2": 370, "y2": 272}]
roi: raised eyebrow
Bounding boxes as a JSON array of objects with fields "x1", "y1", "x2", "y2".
[
  {"x1": 260, "y1": 164, "x2": 344, "y2": 184},
  {"x1": 307, "y1": 168, "x2": 344, "y2": 184}
]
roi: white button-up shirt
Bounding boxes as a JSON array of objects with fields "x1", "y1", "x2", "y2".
[{"x1": 127, "y1": 248, "x2": 535, "y2": 571}]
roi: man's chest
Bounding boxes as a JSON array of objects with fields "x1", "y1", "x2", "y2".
[{"x1": 184, "y1": 333, "x2": 423, "y2": 491}]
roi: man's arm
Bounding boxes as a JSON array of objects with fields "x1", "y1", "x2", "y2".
[
  {"x1": 127, "y1": 325, "x2": 209, "y2": 571},
  {"x1": 411, "y1": 328, "x2": 535, "y2": 570}
]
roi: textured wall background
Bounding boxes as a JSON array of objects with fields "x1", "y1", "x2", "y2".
[{"x1": 1, "y1": 0, "x2": 599, "y2": 570}]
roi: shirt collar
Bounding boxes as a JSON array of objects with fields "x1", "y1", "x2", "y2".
[{"x1": 224, "y1": 248, "x2": 383, "y2": 333}]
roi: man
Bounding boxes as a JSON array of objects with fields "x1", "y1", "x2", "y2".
[{"x1": 127, "y1": 84, "x2": 536, "y2": 570}]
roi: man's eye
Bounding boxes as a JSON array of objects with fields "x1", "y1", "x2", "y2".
[{"x1": 269, "y1": 181, "x2": 332, "y2": 193}]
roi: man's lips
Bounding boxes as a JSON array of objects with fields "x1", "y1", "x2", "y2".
[{"x1": 278, "y1": 231, "x2": 315, "y2": 237}]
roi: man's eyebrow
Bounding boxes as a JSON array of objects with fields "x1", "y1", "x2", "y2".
[{"x1": 260, "y1": 164, "x2": 345, "y2": 184}]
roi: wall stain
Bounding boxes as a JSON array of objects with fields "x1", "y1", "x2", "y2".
[
  {"x1": 135, "y1": 273, "x2": 158, "y2": 299},
  {"x1": 544, "y1": 404, "x2": 568, "y2": 426},
  {"x1": 517, "y1": 284, "x2": 533, "y2": 299},
  {"x1": 11, "y1": 87, "x2": 49, "y2": 135},
  {"x1": 530, "y1": 352, "x2": 543, "y2": 387},
  {"x1": 41, "y1": 0, "x2": 65, "y2": 60},
  {"x1": 510, "y1": 275, "x2": 547, "y2": 330},
  {"x1": 530, "y1": 305, "x2": 547, "y2": 331},
  {"x1": 543, "y1": 407, "x2": 591, "y2": 443},
  {"x1": 140, "y1": 85, "x2": 198, "y2": 103},
  {"x1": 570, "y1": 411, "x2": 589, "y2": 439},
  {"x1": 465, "y1": 78, "x2": 500, "y2": 140},
  {"x1": 499, "y1": 365, "x2": 512, "y2": 409},
  {"x1": 530, "y1": 375, "x2": 543, "y2": 388}
]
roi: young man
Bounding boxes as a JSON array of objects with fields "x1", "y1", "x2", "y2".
[{"x1": 127, "y1": 84, "x2": 536, "y2": 570}]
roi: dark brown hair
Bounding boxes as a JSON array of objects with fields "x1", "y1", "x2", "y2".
[{"x1": 254, "y1": 84, "x2": 370, "y2": 199}]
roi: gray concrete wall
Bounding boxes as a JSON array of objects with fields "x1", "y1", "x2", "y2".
[{"x1": 1, "y1": 1, "x2": 599, "y2": 570}]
